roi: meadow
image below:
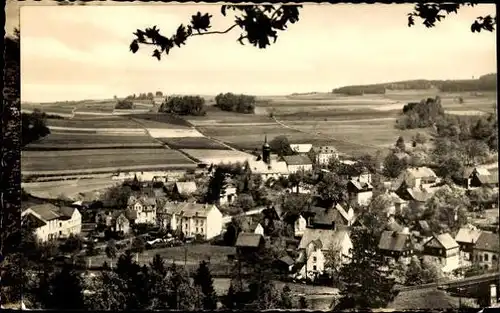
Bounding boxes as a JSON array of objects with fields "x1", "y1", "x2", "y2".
[
  {"x1": 21, "y1": 148, "x2": 194, "y2": 173},
  {"x1": 46, "y1": 117, "x2": 141, "y2": 129},
  {"x1": 181, "y1": 149, "x2": 255, "y2": 165}
]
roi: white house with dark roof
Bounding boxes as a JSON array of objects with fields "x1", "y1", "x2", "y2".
[
  {"x1": 312, "y1": 145, "x2": 338, "y2": 166},
  {"x1": 422, "y1": 233, "x2": 460, "y2": 272},
  {"x1": 282, "y1": 154, "x2": 313, "y2": 174},
  {"x1": 289, "y1": 143, "x2": 313, "y2": 154},
  {"x1": 161, "y1": 201, "x2": 223, "y2": 239},
  {"x1": 295, "y1": 228, "x2": 352, "y2": 280},
  {"x1": 378, "y1": 229, "x2": 415, "y2": 264},
  {"x1": 127, "y1": 195, "x2": 157, "y2": 225},
  {"x1": 472, "y1": 231, "x2": 499, "y2": 270},
  {"x1": 21, "y1": 204, "x2": 82, "y2": 242},
  {"x1": 347, "y1": 178, "x2": 373, "y2": 206},
  {"x1": 395, "y1": 167, "x2": 438, "y2": 190}
]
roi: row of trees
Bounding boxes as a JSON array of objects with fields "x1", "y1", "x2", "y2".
[
  {"x1": 215, "y1": 92, "x2": 256, "y2": 114},
  {"x1": 332, "y1": 74, "x2": 497, "y2": 95},
  {"x1": 159, "y1": 96, "x2": 207, "y2": 116},
  {"x1": 125, "y1": 92, "x2": 163, "y2": 100}
]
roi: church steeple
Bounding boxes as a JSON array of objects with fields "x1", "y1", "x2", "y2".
[{"x1": 262, "y1": 134, "x2": 271, "y2": 164}]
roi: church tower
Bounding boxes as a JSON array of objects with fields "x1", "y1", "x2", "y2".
[{"x1": 262, "y1": 135, "x2": 271, "y2": 164}]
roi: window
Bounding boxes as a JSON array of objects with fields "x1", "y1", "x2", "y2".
[
  {"x1": 59, "y1": 231, "x2": 62, "y2": 236},
  {"x1": 313, "y1": 265, "x2": 317, "y2": 271},
  {"x1": 313, "y1": 256, "x2": 317, "y2": 263},
  {"x1": 485, "y1": 254, "x2": 489, "y2": 262},
  {"x1": 196, "y1": 227, "x2": 199, "y2": 233},
  {"x1": 201, "y1": 228, "x2": 203, "y2": 233},
  {"x1": 480, "y1": 255, "x2": 483, "y2": 262},
  {"x1": 493, "y1": 255, "x2": 497, "y2": 261},
  {"x1": 59, "y1": 222, "x2": 62, "y2": 227}
]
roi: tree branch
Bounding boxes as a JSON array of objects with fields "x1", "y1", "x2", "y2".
[{"x1": 191, "y1": 23, "x2": 238, "y2": 37}]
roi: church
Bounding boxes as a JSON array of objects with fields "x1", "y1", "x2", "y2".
[{"x1": 245, "y1": 136, "x2": 289, "y2": 181}]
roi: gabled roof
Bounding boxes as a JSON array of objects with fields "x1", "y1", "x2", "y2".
[
  {"x1": 282, "y1": 154, "x2": 312, "y2": 166},
  {"x1": 389, "y1": 192, "x2": 407, "y2": 204},
  {"x1": 406, "y1": 188, "x2": 432, "y2": 202},
  {"x1": 235, "y1": 233, "x2": 264, "y2": 248},
  {"x1": 279, "y1": 255, "x2": 295, "y2": 266},
  {"x1": 298, "y1": 228, "x2": 349, "y2": 251},
  {"x1": 475, "y1": 169, "x2": 499, "y2": 185},
  {"x1": 163, "y1": 201, "x2": 217, "y2": 218},
  {"x1": 312, "y1": 145, "x2": 337, "y2": 153},
  {"x1": 474, "y1": 231, "x2": 499, "y2": 252},
  {"x1": 59, "y1": 206, "x2": 76, "y2": 218},
  {"x1": 424, "y1": 233, "x2": 459, "y2": 250},
  {"x1": 348, "y1": 179, "x2": 373, "y2": 191},
  {"x1": 289, "y1": 143, "x2": 313, "y2": 154},
  {"x1": 455, "y1": 226, "x2": 482, "y2": 244},
  {"x1": 26, "y1": 204, "x2": 62, "y2": 221},
  {"x1": 378, "y1": 230, "x2": 413, "y2": 252},
  {"x1": 395, "y1": 167, "x2": 437, "y2": 189},
  {"x1": 247, "y1": 158, "x2": 289, "y2": 175},
  {"x1": 406, "y1": 167, "x2": 437, "y2": 179},
  {"x1": 22, "y1": 213, "x2": 47, "y2": 228},
  {"x1": 174, "y1": 181, "x2": 197, "y2": 195}
]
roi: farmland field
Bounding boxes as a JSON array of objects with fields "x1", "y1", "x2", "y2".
[
  {"x1": 46, "y1": 117, "x2": 140, "y2": 129},
  {"x1": 25, "y1": 132, "x2": 163, "y2": 150},
  {"x1": 181, "y1": 149, "x2": 255, "y2": 164},
  {"x1": 128, "y1": 113, "x2": 193, "y2": 127},
  {"x1": 159, "y1": 137, "x2": 230, "y2": 150},
  {"x1": 22, "y1": 148, "x2": 195, "y2": 173}
]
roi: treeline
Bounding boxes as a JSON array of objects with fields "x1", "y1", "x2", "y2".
[
  {"x1": 159, "y1": 96, "x2": 207, "y2": 116},
  {"x1": 396, "y1": 96, "x2": 445, "y2": 129},
  {"x1": 215, "y1": 93, "x2": 256, "y2": 114},
  {"x1": 332, "y1": 73, "x2": 497, "y2": 95},
  {"x1": 115, "y1": 99, "x2": 134, "y2": 110},
  {"x1": 125, "y1": 91, "x2": 164, "y2": 100},
  {"x1": 22, "y1": 110, "x2": 51, "y2": 147}
]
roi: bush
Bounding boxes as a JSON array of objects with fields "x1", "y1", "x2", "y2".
[{"x1": 115, "y1": 99, "x2": 134, "y2": 109}]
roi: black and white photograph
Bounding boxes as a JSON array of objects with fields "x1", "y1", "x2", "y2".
[{"x1": 2, "y1": 1, "x2": 499, "y2": 311}]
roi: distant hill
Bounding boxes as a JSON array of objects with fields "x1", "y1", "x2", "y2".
[{"x1": 332, "y1": 73, "x2": 497, "y2": 96}]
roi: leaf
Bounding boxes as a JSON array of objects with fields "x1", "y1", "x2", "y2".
[
  {"x1": 191, "y1": 12, "x2": 212, "y2": 32},
  {"x1": 152, "y1": 49, "x2": 161, "y2": 61},
  {"x1": 129, "y1": 40, "x2": 139, "y2": 53},
  {"x1": 408, "y1": 15, "x2": 415, "y2": 27}
]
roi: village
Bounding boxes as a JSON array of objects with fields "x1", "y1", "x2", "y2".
[{"x1": 20, "y1": 135, "x2": 500, "y2": 309}]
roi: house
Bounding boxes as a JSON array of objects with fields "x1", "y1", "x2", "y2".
[
  {"x1": 295, "y1": 228, "x2": 352, "y2": 280},
  {"x1": 422, "y1": 233, "x2": 460, "y2": 272},
  {"x1": 455, "y1": 225, "x2": 482, "y2": 263},
  {"x1": 21, "y1": 204, "x2": 82, "y2": 242},
  {"x1": 378, "y1": 229, "x2": 415, "y2": 264},
  {"x1": 282, "y1": 212, "x2": 307, "y2": 237},
  {"x1": 469, "y1": 168, "x2": 499, "y2": 189},
  {"x1": 289, "y1": 143, "x2": 313, "y2": 154},
  {"x1": 282, "y1": 154, "x2": 313, "y2": 174},
  {"x1": 127, "y1": 195, "x2": 157, "y2": 225},
  {"x1": 241, "y1": 217, "x2": 265, "y2": 236},
  {"x1": 395, "y1": 167, "x2": 438, "y2": 190},
  {"x1": 396, "y1": 186, "x2": 432, "y2": 211},
  {"x1": 306, "y1": 203, "x2": 355, "y2": 229},
  {"x1": 347, "y1": 178, "x2": 373, "y2": 206},
  {"x1": 472, "y1": 231, "x2": 499, "y2": 270},
  {"x1": 273, "y1": 255, "x2": 295, "y2": 274},
  {"x1": 312, "y1": 145, "x2": 338, "y2": 166},
  {"x1": 246, "y1": 137, "x2": 289, "y2": 181},
  {"x1": 172, "y1": 181, "x2": 197, "y2": 198},
  {"x1": 219, "y1": 183, "x2": 237, "y2": 206},
  {"x1": 235, "y1": 232, "x2": 266, "y2": 255},
  {"x1": 384, "y1": 192, "x2": 409, "y2": 216},
  {"x1": 161, "y1": 201, "x2": 223, "y2": 240}
]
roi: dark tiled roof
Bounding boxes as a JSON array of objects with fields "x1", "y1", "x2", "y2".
[
  {"x1": 235, "y1": 233, "x2": 264, "y2": 248},
  {"x1": 279, "y1": 255, "x2": 295, "y2": 266},
  {"x1": 378, "y1": 230, "x2": 412, "y2": 252},
  {"x1": 27, "y1": 204, "x2": 62, "y2": 221},
  {"x1": 282, "y1": 154, "x2": 312, "y2": 166},
  {"x1": 59, "y1": 206, "x2": 76, "y2": 218},
  {"x1": 474, "y1": 231, "x2": 499, "y2": 252},
  {"x1": 23, "y1": 213, "x2": 47, "y2": 228}
]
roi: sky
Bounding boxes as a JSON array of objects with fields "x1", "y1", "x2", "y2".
[{"x1": 15, "y1": 3, "x2": 497, "y2": 102}]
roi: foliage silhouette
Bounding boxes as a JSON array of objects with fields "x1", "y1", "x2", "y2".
[{"x1": 130, "y1": 4, "x2": 495, "y2": 61}]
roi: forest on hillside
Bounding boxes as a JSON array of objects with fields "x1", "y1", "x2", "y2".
[{"x1": 332, "y1": 73, "x2": 497, "y2": 95}]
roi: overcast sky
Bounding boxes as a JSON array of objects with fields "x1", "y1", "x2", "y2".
[{"x1": 19, "y1": 3, "x2": 496, "y2": 102}]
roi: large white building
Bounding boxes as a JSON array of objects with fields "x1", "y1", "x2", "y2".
[
  {"x1": 160, "y1": 202, "x2": 223, "y2": 240},
  {"x1": 282, "y1": 154, "x2": 313, "y2": 174},
  {"x1": 246, "y1": 137, "x2": 289, "y2": 181},
  {"x1": 312, "y1": 145, "x2": 338, "y2": 166},
  {"x1": 22, "y1": 204, "x2": 82, "y2": 242}
]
